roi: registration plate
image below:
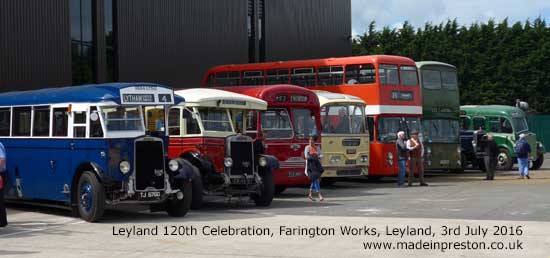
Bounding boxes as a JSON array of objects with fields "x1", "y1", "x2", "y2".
[
  {"x1": 230, "y1": 177, "x2": 253, "y2": 185},
  {"x1": 138, "y1": 191, "x2": 161, "y2": 201},
  {"x1": 346, "y1": 149, "x2": 357, "y2": 154}
]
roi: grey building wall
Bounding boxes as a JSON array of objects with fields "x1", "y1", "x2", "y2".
[
  {"x1": 0, "y1": 0, "x2": 72, "y2": 91},
  {"x1": 264, "y1": 0, "x2": 351, "y2": 61},
  {"x1": 115, "y1": 0, "x2": 249, "y2": 87}
]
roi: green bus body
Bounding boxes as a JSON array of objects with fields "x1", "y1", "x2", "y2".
[
  {"x1": 417, "y1": 61, "x2": 461, "y2": 171},
  {"x1": 460, "y1": 105, "x2": 543, "y2": 170}
]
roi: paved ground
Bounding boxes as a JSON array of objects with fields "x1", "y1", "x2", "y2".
[{"x1": 1, "y1": 155, "x2": 550, "y2": 258}]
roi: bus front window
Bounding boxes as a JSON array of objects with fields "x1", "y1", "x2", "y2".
[
  {"x1": 293, "y1": 108, "x2": 317, "y2": 139},
  {"x1": 102, "y1": 106, "x2": 144, "y2": 132},
  {"x1": 422, "y1": 119, "x2": 459, "y2": 143},
  {"x1": 377, "y1": 117, "x2": 421, "y2": 143},
  {"x1": 512, "y1": 117, "x2": 529, "y2": 133},
  {"x1": 260, "y1": 109, "x2": 293, "y2": 139},
  {"x1": 198, "y1": 108, "x2": 232, "y2": 132},
  {"x1": 321, "y1": 104, "x2": 366, "y2": 134}
]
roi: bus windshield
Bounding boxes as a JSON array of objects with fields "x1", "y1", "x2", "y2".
[
  {"x1": 422, "y1": 119, "x2": 459, "y2": 143},
  {"x1": 293, "y1": 108, "x2": 317, "y2": 139},
  {"x1": 512, "y1": 117, "x2": 529, "y2": 133},
  {"x1": 261, "y1": 109, "x2": 293, "y2": 139},
  {"x1": 198, "y1": 108, "x2": 232, "y2": 132},
  {"x1": 321, "y1": 104, "x2": 366, "y2": 134},
  {"x1": 102, "y1": 106, "x2": 144, "y2": 131},
  {"x1": 377, "y1": 117, "x2": 421, "y2": 143}
]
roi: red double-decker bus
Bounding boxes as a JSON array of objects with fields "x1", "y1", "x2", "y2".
[
  {"x1": 221, "y1": 85, "x2": 321, "y2": 193},
  {"x1": 204, "y1": 55, "x2": 422, "y2": 177}
]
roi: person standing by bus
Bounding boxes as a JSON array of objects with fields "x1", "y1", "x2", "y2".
[
  {"x1": 396, "y1": 131, "x2": 409, "y2": 186},
  {"x1": 254, "y1": 130, "x2": 266, "y2": 157},
  {"x1": 305, "y1": 136, "x2": 324, "y2": 201},
  {"x1": 515, "y1": 133, "x2": 532, "y2": 179},
  {"x1": 407, "y1": 131, "x2": 428, "y2": 186},
  {"x1": 484, "y1": 134, "x2": 499, "y2": 180},
  {"x1": 0, "y1": 141, "x2": 7, "y2": 227}
]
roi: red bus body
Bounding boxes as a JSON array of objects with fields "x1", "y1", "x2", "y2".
[
  {"x1": 204, "y1": 55, "x2": 422, "y2": 176},
  {"x1": 220, "y1": 85, "x2": 321, "y2": 186}
]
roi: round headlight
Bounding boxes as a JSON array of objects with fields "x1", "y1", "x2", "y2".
[
  {"x1": 224, "y1": 157, "x2": 233, "y2": 168},
  {"x1": 361, "y1": 155, "x2": 368, "y2": 162},
  {"x1": 119, "y1": 160, "x2": 131, "y2": 174},
  {"x1": 330, "y1": 156, "x2": 341, "y2": 164},
  {"x1": 168, "y1": 159, "x2": 180, "y2": 172},
  {"x1": 258, "y1": 156, "x2": 267, "y2": 167},
  {"x1": 426, "y1": 147, "x2": 432, "y2": 155},
  {"x1": 457, "y1": 146, "x2": 462, "y2": 153}
]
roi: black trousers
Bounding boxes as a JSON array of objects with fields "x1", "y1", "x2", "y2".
[
  {"x1": 484, "y1": 156, "x2": 497, "y2": 180},
  {"x1": 0, "y1": 173, "x2": 7, "y2": 227}
]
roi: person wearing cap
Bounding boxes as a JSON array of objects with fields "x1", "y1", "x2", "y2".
[
  {"x1": 0, "y1": 141, "x2": 7, "y2": 227},
  {"x1": 407, "y1": 131, "x2": 428, "y2": 186},
  {"x1": 515, "y1": 133, "x2": 532, "y2": 179},
  {"x1": 395, "y1": 131, "x2": 408, "y2": 186}
]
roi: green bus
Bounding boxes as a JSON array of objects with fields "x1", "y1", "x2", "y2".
[
  {"x1": 416, "y1": 61, "x2": 461, "y2": 172},
  {"x1": 460, "y1": 105, "x2": 545, "y2": 170}
]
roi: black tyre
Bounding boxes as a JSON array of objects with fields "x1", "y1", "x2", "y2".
[
  {"x1": 165, "y1": 180, "x2": 192, "y2": 217},
  {"x1": 76, "y1": 171, "x2": 105, "y2": 222},
  {"x1": 531, "y1": 153, "x2": 544, "y2": 170},
  {"x1": 190, "y1": 165, "x2": 203, "y2": 210},
  {"x1": 496, "y1": 148, "x2": 513, "y2": 171},
  {"x1": 252, "y1": 169, "x2": 275, "y2": 207},
  {"x1": 320, "y1": 178, "x2": 336, "y2": 186},
  {"x1": 274, "y1": 185, "x2": 287, "y2": 195}
]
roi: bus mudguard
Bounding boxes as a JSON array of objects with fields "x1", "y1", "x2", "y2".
[
  {"x1": 180, "y1": 152, "x2": 216, "y2": 176},
  {"x1": 169, "y1": 158, "x2": 194, "y2": 180},
  {"x1": 258, "y1": 154, "x2": 280, "y2": 170}
]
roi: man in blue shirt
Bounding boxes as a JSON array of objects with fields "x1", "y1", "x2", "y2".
[
  {"x1": 516, "y1": 133, "x2": 532, "y2": 179},
  {"x1": 0, "y1": 141, "x2": 7, "y2": 227}
]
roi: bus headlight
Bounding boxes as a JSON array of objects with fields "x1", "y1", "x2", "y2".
[
  {"x1": 119, "y1": 160, "x2": 131, "y2": 174},
  {"x1": 457, "y1": 146, "x2": 461, "y2": 154},
  {"x1": 258, "y1": 156, "x2": 267, "y2": 167},
  {"x1": 330, "y1": 156, "x2": 341, "y2": 164},
  {"x1": 168, "y1": 159, "x2": 180, "y2": 172},
  {"x1": 426, "y1": 147, "x2": 432, "y2": 155},
  {"x1": 224, "y1": 157, "x2": 233, "y2": 168},
  {"x1": 386, "y1": 152, "x2": 394, "y2": 165},
  {"x1": 360, "y1": 155, "x2": 369, "y2": 163}
]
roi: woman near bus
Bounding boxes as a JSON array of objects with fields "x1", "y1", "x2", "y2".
[{"x1": 305, "y1": 136, "x2": 324, "y2": 201}]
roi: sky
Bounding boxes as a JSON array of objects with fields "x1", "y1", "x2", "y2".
[{"x1": 352, "y1": 0, "x2": 550, "y2": 35}]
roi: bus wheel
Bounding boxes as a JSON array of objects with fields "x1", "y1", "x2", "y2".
[
  {"x1": 190, "y1": 165, "x2": 203, "y2": 210},
  {"x1": 252, "y1": 169, "x2": 275, "y2": 207},
  {"x1": 76, "y1": 171, "x2": 105, "y2": 222},
  {"x1": 165, "y1": 180, "x2": 192, "y2": 217},
  {"x1": 274, "y1": 186, "x2": 287, "y2": 195},
  {"x1": 496, "y1": 148, "x2": 513, "y2": 171},
  {"x1": 531, "y1": 154, "x2": 544, "y2": 170}
]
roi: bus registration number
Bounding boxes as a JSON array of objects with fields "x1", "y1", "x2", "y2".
[{"x1": 139, "y1": 191, "x2": 161, "y2": 200}]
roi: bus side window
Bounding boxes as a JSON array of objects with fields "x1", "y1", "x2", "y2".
[
  {"x1": 472, "y1": 117, "x2": 486, "y2": 131},
  {"x1": 32, "y1": 106, "x2": 50, "y2": 136},
  {"x1": 90, "y1": 106, "x2": 104, "y2": 138},
  {"x1": 345, "y1": 64, "x2": 375, "y2": 85},
  {"x1": 367, "y1": 116, "x2": 375, "y2": 141},
  {"x1": 487, "y1": 117, "x2": 501, "y2": 133},
  {"x1": 266, "y1": 69, "x2": 289, "y2": 85},
  {"x1": 460, "y1": 116, "x2": 471, "y2": 130},
  {"x1": 73, "y1": 111, "x2": 87, "y2": 138},
  {"x1": 0, "y1": 108, "x2": 11, "y2": 136},
  {"x1": 168, "y1": 108, "x2": 181, "y2": 136},
  {"x1": 291, "y1": 67, "x2": 315, "y2": 87},
  {"x1": 501, "y1": 117, "x2": 513, "y2": 134},
  {"x1": 52, "y1": 108, "x2": 68, "y2": 137},
  {"x1": 12, "y1": 107, "x2": 31, "y2": 136},
  {"x1": 318, "y1": 66, "x2": 344, "y2": 86},
  {"x1": 182, "y1": 109, "x2": 201, "y2": 134}
]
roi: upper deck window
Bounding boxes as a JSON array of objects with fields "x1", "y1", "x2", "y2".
[
  {"x1": 33, "y1": 106, "x2": 51, "y2": 137},
  {"x1": 345, "y1": 64, "x2": 375, "y2": 85},
  {"x1": 400, "y1": 66, "x2": 418, "y2": 86},
  {"x1": 318, "y1": 66, "x2": 344, "y2": 86},
  {"x1": 0, "y1": 108, "x2": 10, "y2": 136},
  {"x1": 242, "y1": 70, "x2": 264, "y2": 85},
  {"x1": 102, "y1": 106, "x2": 143, "y2": 131},
  {"x1": 422, "y1": 69, "x2": 442, "y2": 89},
  {"x1": 198, "y1": 108, "x2": 232, "y2": 132},
  {"x1": 441, "y1": 71, "x2": 458, "y2": 90},
  {"x1": 291, "y1": 67, "x2": 315, "y2": 87},
  {"x1": 12, "y1": 107, "x2": 31, "y2": 136},
  {"x1": 378, "y1": 64, "x2": 399, "y2": 85},
  {"x1": 260, "y1": 109, "x2": 293, "y2": 139},
  {"x1": 215, "y1": 71, "x2": 241, "y2": 86},
  {"x1": 266, "y1": 69, "x2": 290, "y2": 85}
]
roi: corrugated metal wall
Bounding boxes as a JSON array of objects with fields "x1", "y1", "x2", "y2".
[
  {"x1": 115, "y1": 0, "x2": 249, "y2": 88},
  {"x1": 528, "y1": 115, "x2": 550, "y2": 152},
  {"x1": 264, "y1": 0, "x2": 351, "y2": 61},
  {"x1": 0, "y1": 0, "x2": 72, "y2": 91}
]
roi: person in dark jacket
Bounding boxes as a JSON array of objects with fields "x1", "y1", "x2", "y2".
[
  {"x1": 0, "y1": 141, "x2": 7, "y2": 227},
  {"x1": 305, "y1": 136, "x2": 324, "y2": 201},
  {"x1": 516, "y1": 133, "x2": 532, "y2": 179},
  {"x1": 484, "y1": 134, "x2": 499, "y2": 180},
  {"x1": 395, "y1": 131, "x2": 408, "y2": 186},
  {"x1": 253, "y1": 130, "x2": 266, "y2": 157}
]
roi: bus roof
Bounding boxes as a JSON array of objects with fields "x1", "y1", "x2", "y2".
[
  {"x1": 313, "y1": 90, "x2": 366, "y2": 107},
  {"x1": 415, "y1": 61, "x2": 456, "y2": 70},
  {"x1": 175, "y1": 88, "x2": 267, "y2": 110},
  {"x1": 460, "y1": 105, "x2": 526, "y2": 117},
  {"x1": 219, "y1": 84, "x2": 320, "y2": 107},
  {"x1": 0, "y1": 83, "x2": 183, "y2": 106}
]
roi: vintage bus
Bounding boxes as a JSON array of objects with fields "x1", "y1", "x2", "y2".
[
  {"x1": 460, "y1": 105, "x2": 545, "y2": 170},
  {"x1": 221, "y1": 85, "x2": 321, "y2": 194},
  {"x1": 314, "y1": 91, "x2": 369, "y2": 183},
  {"x1": 167, "y1": 88, "x2": 277, "y2": 208},
  {"x1": 0, "y1": 83, "x2": 194, "y2": 222},
  {"x1": 416, "y1": 61, "x2": 461, "y2": 172},
  {"x1": 203, "y1": 55, "x2": 422, "y2": 177}
]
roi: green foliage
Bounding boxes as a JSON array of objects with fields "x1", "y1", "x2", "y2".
[{"x1": 352, "y1": 18, "x2": 550, "y2": 113}]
